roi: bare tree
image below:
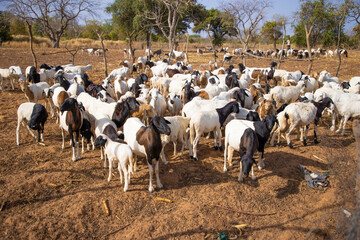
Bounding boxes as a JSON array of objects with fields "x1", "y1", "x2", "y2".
[
  {"x1": 144, "y1": 0, "x2": 192, "y2": 59},
  {"x1": 222, "y1": 0, "x2": 271, "y2": 50},
  {"x1": 6, "y1": 0, "x2": 96, "y2": 48},
  {"x1": 348, "y1": 0, "x2": 360, "y2": 49}
]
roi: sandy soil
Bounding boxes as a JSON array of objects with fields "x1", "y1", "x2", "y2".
[{"x1": 0, "y1": 46, "x2": 359, "y2": 239}]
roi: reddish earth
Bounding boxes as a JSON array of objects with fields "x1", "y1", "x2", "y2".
[{"x1": 0, "y1": 46, "x2": 359, "y2": 239}]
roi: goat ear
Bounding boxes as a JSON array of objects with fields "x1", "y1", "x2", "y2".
[
  {"x1": 135, "y1": 100, "x2": 140, "y2": 106},
  {"x1": 165, "y1": 119, "x2": 171, "y2": 124},
  {"x1": 244, "y1": 91, "x2": 249, "y2": 97}
]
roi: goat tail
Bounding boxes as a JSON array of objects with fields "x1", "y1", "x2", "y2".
[{"x1": 277, "y1": 111, "x2": 289, "y2": 132}]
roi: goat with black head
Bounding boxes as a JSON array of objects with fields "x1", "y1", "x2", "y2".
[
  {"x1": 59, "y1": 98, "x2": 85, "y2": 161},
  {"x1": 182, "y1": 80, "x2": 196, "y2": 104},
  {"x1": 16, "y1": 103, "x2": 48, "y2": 145},
  {"x1": 124, "y1": 116, "x2": 171, "y2": 193}
]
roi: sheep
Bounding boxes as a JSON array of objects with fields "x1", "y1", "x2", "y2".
[
  {"x1": 64, "y1": 64, "x2": 92, "y2": 75},
  {"x1": 160, "y1": 116, "x2": 191, "y2": 164},
  {"x1": 271, "y1": 97, "x2": 334, "y2": 148},
  {"x1": 59, "y1": 98, "x2": 85, "y2": 161},
  {"x1": 166, "y1": 92, "x2": 182, "y2": 116},
  {"x1": 269, "y1": 80, "x2": 307, "y2": 105},
  {"x1": 223, "y1": 124, "x2": 259, "y2": 182},
  {"x1": 123, "y1": 116, "x2": 171, "y2": 193},
  {"x1": 149, "y1": 88, "x2": 167, "y2": 116},
  {"x1": 94, "y1": 134, "x2": 133, "y2": 192},
  {"x1": 190, "y1": 102, "x2": 240, "y2": 161},
  {"x1": 16, "y1": 103, "x2": 48, "y2": 145}
]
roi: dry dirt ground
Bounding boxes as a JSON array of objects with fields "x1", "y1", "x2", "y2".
[{"x1": 0, "y1": 46, "x2": 359, "y2": 239}]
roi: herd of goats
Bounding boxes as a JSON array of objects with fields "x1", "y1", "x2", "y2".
[{"x1": 0, "y1": 46, "x2": 359, "y2": 193}]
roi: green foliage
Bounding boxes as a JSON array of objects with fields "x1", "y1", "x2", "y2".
[
  {"x1": 292, "y1": 0, "x2": 346, "y2": 47},
  {"x1": 9, "y1": 16, "x2": 27, "y2": 35},
  {"x1": 0, "y1": 11, "x2": 12, "y2": 43},
  {"x1": 192, "y1": 8, "x2": 236, "y2": 46},
  {"x1": 106, "y1": 0, "x2": 140, "y2": 37},
  {"x1": 261, "y1": 20, "x2": 283, "y2": 48}
]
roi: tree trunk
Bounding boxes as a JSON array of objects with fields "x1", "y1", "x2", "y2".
[
  {"x1": 305, "y1": 24, "x2": 314, "y2": 75},
  {"x1": 273, "y1": 40, "x2": 277, "y2": 51},
  {"x1": 146, "y1": 31, "x2": 151, "y2": 49},
  {"x1": 51, "y1": 37, "x2": 60, "y2": 48},
  {"x1": 98, "y1": 33, "x2": 108, "y2": 77},
  {"x1": 206, "y1": 25, "x2": 216, "y2": 63},
  {"x1": 184, "y1": 33, "x2": 190, "y2": 64},
  {"x1": 336, "y1": 13, "x2": 346, "y2": 77},
  {"x1": 128, "y1": 33, "x2": 135, "y2": 64},
  {"x1": 25, "y1": 21, "x2": 37, "y2": 69},
  {"x1": 278, "y1": 22, "x2": 286, "y2": 69}
]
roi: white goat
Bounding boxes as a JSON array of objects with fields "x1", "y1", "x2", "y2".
[
  {"x1": 166, "y1": 92, "x2": 182, "y2": 116},
  {"x1": 105, "y1": 67, "x2": 130, "y2": 81},
  {"x1": 269, "y1": 80, "x2": 306, "y2": 105},
  {"x1": 94, "y1": 134, "x2": 133, "y2": 192},
  {"x1": 64, "y1": 64, "x2": 92, "y2": 75},
  {"x1": 160, "y1": 116, "x2": 191, "y2": 164},
  {"x1": 149, "y1": 88, "x2": 167, "y2": 116}
]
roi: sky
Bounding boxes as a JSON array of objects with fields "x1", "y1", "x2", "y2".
[{"x1": 0, "y1": 0, "x2": 353, "y2": 36}]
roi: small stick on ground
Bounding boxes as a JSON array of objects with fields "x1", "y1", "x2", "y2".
[{"x1": 207, "y1": 204, "x2": 276, "y2": 216}]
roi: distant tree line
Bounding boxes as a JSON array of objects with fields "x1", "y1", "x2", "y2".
[{"x1": 0, "y1": 0, "x2": 359, "y2": 49}]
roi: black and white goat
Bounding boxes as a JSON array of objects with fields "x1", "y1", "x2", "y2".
[
  {"x1": 190, "y1": 102, "x2": 240, "y2": 161},
  {"x1": 16, "y1": 103, "x2": 48, "y2": 145}
]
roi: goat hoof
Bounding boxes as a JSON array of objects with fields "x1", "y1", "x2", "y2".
[
  {"x1": 158, "y1": 183, "x2": 164, "y2": 189},
  {"x1": 314, "y1": 139, "x2": 319, "y2": 144},
  {"x1": 213, "y1": 146, "x2": 218, "y2": 150},
  {"x1": 238, "y1": 179, "x2": 244, "y2": 183},
  {"x1": 252, "y1": 176, "x2": 258, "y2": 181},
  {"x1": 288, "y1": 144, "x2": 294, "y2": 149},
  {"x1": 149, "y1": 189, "x2": 154, "y2": 193},
  {"x1": 302, "y1": 140, "x2": 307, "y2": 146},
  {"x1": 194, "y1": 157, "x2": 199, "y2": 161},
  {"x1": 218, "y1": 146, "x2": 223, "y2": 151}
]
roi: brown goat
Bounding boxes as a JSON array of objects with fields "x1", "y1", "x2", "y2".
[
  {"x1": 196, "y1": 90, "x2": 210, "y2": 99},
  {"x1": 250, "y1": 85, "x2": 264, "y2": 105},
  {"x1": 165, "y1": 68, "x2": 180, "y2": 78},
  {"x1": 256, "y1": 97, "x2": 276, "y2": 120},
  {"x1": 283, "y1": 80, "x2": 296, "y2": 86},
  {"x1": 131, "y1": 104, "x2": 157, "y2": 125}
]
